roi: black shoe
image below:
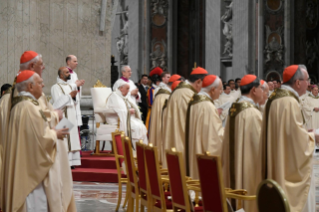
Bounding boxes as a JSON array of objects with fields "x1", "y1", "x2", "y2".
[{"x1": 71, "y1": 166, "x2": 75, "y2": 169}]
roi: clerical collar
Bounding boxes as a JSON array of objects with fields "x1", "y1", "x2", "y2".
[
  {"x1": 198, "y1": 91, "x2": 212, "y2": 100},
  {"x1": 185, "y1": 80, "x2": 191, "y2": 85},
  {"x1": 121, "y1": 76, "x2": 129, "y2": 82},
  {"x1": 310, "y1": 93, "x2": 319, "y2": 98},
  {"x1": 57, "y1": 76, "x2": 68, "y2": 85},
  {"x1": 67, "y1": 67, "x2": 74, "y2": 74},
  {"x1": 19, "y1": 91, "x2": 37, "y2": 100},
  {"x1": 238, "y1": 95, "x2": 258, "y2": 107},
  {"x1": 281, "y1": 85, "x2": 299, "y2": 98}
]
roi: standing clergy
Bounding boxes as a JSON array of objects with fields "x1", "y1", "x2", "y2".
[
  {"x1": 258, "y1": 65, "x2": 319, "y2": 212},
  {"x1": 215, "y1": 84, "x2": 236, "y2": 127},
  {"x1": 162, "y1": 67, "x2": 208, "y2": 168},
  {"x1": 302, "y1": 85, "x2": 319, "y2": 130},
  {"x1": 268, "y1": 81, "x2": 274, "y2": 96},
  {"x1": 113, "y1": 65, "x2": 141, "y2": 104},
  {"x1": 4, "y1": 71, "x2": 72, "y2": 212},
  {"x1": 51, "y1": 67, "x2": 82, "y2": 167},
  {"x1": 149, "y1": 74, "x2": 181, "y2": 164},
  {"x1": 187, "y1": 75, "x2": 224, "y2": 179},
  {"x1": 66, "y1": 55, "x2": 85, "y2": 128},
  {"x1": 259, "y1": 80, "x2": 269, "y2": 114},
  {"x1": 106, "y1": 81, "x2": 148, "y2": 151},
  {"x1": 222, "y1": 74, "x2": 263, "y2": 212},
  {"x1": 153, "y1": 71, "x2": 171, "y2": 98}
]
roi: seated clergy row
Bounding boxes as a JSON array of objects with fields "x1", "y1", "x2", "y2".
[{"x1": 146, "y1": 65, "x2": 318, "y2": 212}]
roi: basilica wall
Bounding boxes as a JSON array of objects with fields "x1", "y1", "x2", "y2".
[{"x1": 0, "y1": 0, "x2": 112, "y2": 95}]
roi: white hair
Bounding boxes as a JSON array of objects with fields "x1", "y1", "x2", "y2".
[
  {"x1": 15, "y1": 75, "x2": 36, "y2": 92},
  {"x1": 261, "y1": 81, "x2": 268, "y2": 90},
  {"x1": 121, "y1": 65, "x2": 131, "y2": 73},
  {"x1": 201, "y1": 77, "x2": 221, "y2": 93},
  {"x1": 19, "y1": 54, "x2": 42, "y2": 70}
]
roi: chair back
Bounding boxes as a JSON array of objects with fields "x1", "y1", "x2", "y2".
[
  {"x1": 144, "y1": 144, "x2": 167, "y2": 210},
  {"x1": 165, "y1": 148, "x2": 192, "y2": 211},
  {"x1": 135, "y1": 141, "x2": 147, "y2": 192},
  {"x1": 122, "y1": 136, "x2": 139, "y2": 195},
  {"x1": 257, "y1": 179, "x2": 290, "y2": 212},
  {"x1": 111, "y1": 130, "x2": 125, "y2": 165},
  {"x1": 196, "y1": 153, "x2": 228, "y2": 212},
  {"x1": 90, "y1": 87, "x2": 113, "y2": 111}
]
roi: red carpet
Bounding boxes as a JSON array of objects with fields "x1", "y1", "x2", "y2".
[{"x1": 72, "y1": 151, "x2": 125, "y2": 183}]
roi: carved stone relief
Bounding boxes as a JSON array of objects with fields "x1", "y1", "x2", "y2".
[
  {"x1": 306, "y1": 0, "x2": 318, "y2": 29},
  {"x1": 221, "y1": 1, "x2": 233, "y2": 59},
  {"x1": 264, "y1": 26, "x2": 284, "y2": 66},
  {"x1": 150, "y1": 39, "x2": 167, "y2": 71},
  {"x1": 116, "y1": 2, "x2": 128, "y2": 65},
  {"x1": 149, "y1": 0, "x2": 168, "y2": 71},
  {"x1": 306, "y1": 39, "x2": 319, "y2": 68},
  {"x1": 265, "y1": 0, "x2": 283, "y2": 14}
]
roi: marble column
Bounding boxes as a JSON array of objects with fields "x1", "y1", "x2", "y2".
[
  {"x1": 205, "y1": 0, "x2": 222, "y2": 76},
  {"x1": 232, "y1": 0, "x2": 256, "y2": 78},
  {"x1": 128, "y1": 0, "x2": 143, "y2": 83}
]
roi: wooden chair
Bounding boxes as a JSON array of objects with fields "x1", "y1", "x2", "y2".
[
  {"x1": 111, "y1": 130, "x2": 128, "y2": 211},
  {"x1": 135, "y1": 141, "x2": 152, "y2": 212},
  {"x1": 196, "y1": 152, "x2": 256, "y2": 212},
  {"x1": 165, "y1": 148, "x2": 203, "y2": 212},
  {"x1": 144, "y1": 143, "x2": 172, "y2": 212},
  {"x1": 257, "y1": 179, "x2": 290, "y2": 212},
  {"x1": 122, "y1": 136, "x2": 140, "y2": 212}
]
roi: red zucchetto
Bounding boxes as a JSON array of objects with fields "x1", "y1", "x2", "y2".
[
  {"x1": 169, "y1": 74, "x2": 181, "y2": 83},
  {"x1": 20, "y1": 51, "x2": 38, "y2": 64},
  {"x1": 190, "y1": 67, "x2": 208, "y2": 75},
  {"x1": 16, "y1": 70, "x2": 35, "y2": 83},
  {"x1": 240, "y1": 74, "x2": 257, "y2": 86},
  {"x1": 202, "y1": 75, "x2": 218, "y2": 88},
  {"x1": 171, "y1": 80, "x2": 181, "y2": 91},
  {"x1": 283, "y1": 65, "x2": 299, "y2": 83}
]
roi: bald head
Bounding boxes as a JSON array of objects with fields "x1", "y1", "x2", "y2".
[{"x1": 66, "y1": 55, "x2": 78, "y2": 70}]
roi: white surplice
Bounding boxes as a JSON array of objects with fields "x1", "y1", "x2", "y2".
[
  {"x1": 215, "y1": 92, "x2": 236, "y2": 127},
  {"x1": 113, "y1": 78, "x2": 141, "y2": 104},
  {"x1": 51, "y1": 77, "x2": 81, "y2": 166},
  {"x1": 105, "y1": 89, "x2": 148, "y2": 151},
  {"x1": 67, "y1": 68, "x2": 82, "y2": 126}
]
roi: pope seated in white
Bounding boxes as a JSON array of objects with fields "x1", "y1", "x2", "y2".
[
  {"x1": 106, "y1": 81, "x2": 148, "y2": 151},
  {"x1": 51, "y1": 67, "x2": 82, "y2": 167},
  {"x1": 302, "y1": 85, "x2": 319, "y2": 130}
]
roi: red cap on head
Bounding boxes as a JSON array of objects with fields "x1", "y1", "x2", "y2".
[
  {"x1": 16, "y1": 70, "x2": 35, "y2": 83},
  {"x1": 20, "y1": 51, "x2": 38, "y2": 64},
  {"x1": 169, "y1": 74, "x2": 181, "y2": 83},
  {"x1": 150, "y1": 67, "x2": 163, "y2": 77},
  {"x1": 283, "y1": 65, "x2": 299, "y2": 83},
  {"x1": 171, "y1": 80, "x2": 181, "y2": 91},
  {"x1": 260, "y1": 80, "x2": 265, "y2": 85},
  {"x1": 190, "y1": 67, "x2": 208, "y2": 75},
  {"x1": 202, "y1": 75, "x2": 218, "y2": 88},
  {"x1": 240, "y1": 74, "x2": 257, "y2": 86}
]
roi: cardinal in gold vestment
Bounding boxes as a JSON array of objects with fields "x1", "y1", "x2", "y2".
[
  {"x1": 1, "y1": 51, "x2": 76, "y2": 212},
  {"x1": 162, "y1": 68, "x2": 207, "y2": 168},
  {"x1": 187, "y1": 75, "x2": 224, "y2": 179},
  {"x1": 258, "y1": 65, "x2": 317, "y2": 212},
  {"x1": 222, "y1": 75, "x2": 263, "y2": 212}
]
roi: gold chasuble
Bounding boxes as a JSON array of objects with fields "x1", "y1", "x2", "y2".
[
  {"x1": 0, "y1": 91, "x2": 11, "y2": 183},
  {"x1": 222, "y1": 100, "x2": 262, "y2": 212},
  {"x1": 149, "y1": 89, "x2": 171, "y2": 164},
  {"x1": 187, "y1": 94, "x2": 224, "y2": 179},
  {"x1": 258, "y1": 88, "x2": 315, "y2": 212},
  {"x1": 302, "y1": 94, "x2": 319, "y2": 130},
  {"x1": 162, "y1": 82, "x2": 197, "y2": 168},
  {"x1": 4, "y1": 97, "x2": 57, "y2": 212}
]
